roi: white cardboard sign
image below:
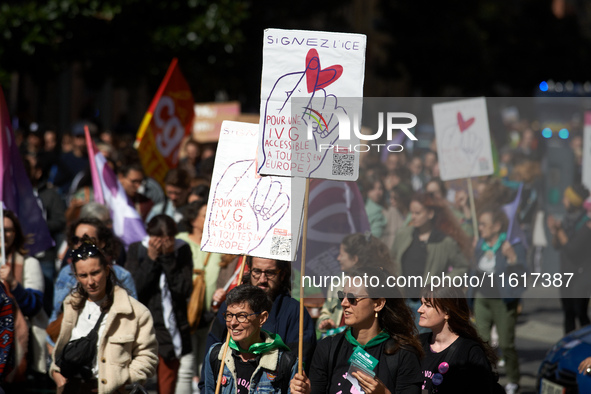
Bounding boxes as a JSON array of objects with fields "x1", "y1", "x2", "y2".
[
  {"x1": 201, "y1": 121, "x2": 305, "y2": 261},
  {"x1": 257, "y1": 28, "x2": 366, "y2": 180},
  {"x1": 433, "y1": 97, "x2": 494, "y2": 181}
]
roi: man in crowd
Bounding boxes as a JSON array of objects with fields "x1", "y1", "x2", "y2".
[
  {"x1": 147, "y1": 168, "x2": 191, "y2": 224},
  {"x1": 117, "y1": 161, "x2": 154, "y2": 221}
]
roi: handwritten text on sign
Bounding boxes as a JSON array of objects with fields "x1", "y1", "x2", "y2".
[{"x1": 201, "y1": 121, "x2": 305, "y2": 260}]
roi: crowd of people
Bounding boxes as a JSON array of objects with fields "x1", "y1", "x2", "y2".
[{"x1": 0, "y1": 119, "x2": 590, "y2": 394}]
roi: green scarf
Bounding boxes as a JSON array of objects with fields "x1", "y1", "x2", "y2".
[
  {"x1": 228, "y1": 329, "x2": 290, "y2": 354},
  {"x1": 481, "y1": 232, "x2": 507, "y2": 254},
  {"x1": 345, "y1": 328, "x2": 390, "y2": 350}
]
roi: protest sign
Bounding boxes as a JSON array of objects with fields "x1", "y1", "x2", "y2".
[
  {"x1": 257, "y1": 29, "x2": 366, "y2": 180},
  {"x1": 193, "y1": 101, "x2": 240, "y2": 142},
  {"x1": 136, "y1": 58, "x2": 194, "y2": 186},
  {"x1": 201, "y1": 121, "x2": 305, "y2": 260},
  {"x1": 433, "y1": 97, "x2": 494, "y2": 181},
  {"x1": 582, "y1": 112, "x2": 591, "y2": 190}
]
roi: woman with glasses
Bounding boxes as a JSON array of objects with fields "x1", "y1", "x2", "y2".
[
  {"x1": 126, "y1": 214, "x2": 193, "y2": 394},
  {"x1": 292, "y1": 266, "x2": 423, "y2": 394},
  {"x1": 417, "y1": 286, "x2": 499, "y2": 394},
  {"x1": 49, "y1": 242, "x2": 158, "y2": 393},
  {"x1": 317, "y1": 233, "x2": 392, "y2": 335},
  {"x1": 203, "y1": 284, "x2": 296, "y2": 394}
]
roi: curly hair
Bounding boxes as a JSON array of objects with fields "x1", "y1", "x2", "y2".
[
  {"x1": 348, "y1": 266, "x2": 423, "y2": 357},
  {"x1": 341, "y1": 233, "x2": 393, "y2": 270},
  {"x1": 421, "y1": 285, "x2": 498, "y2": 369},
  {"x1": 67, "y1": 217, "x2": 122, "y2": 262},
  {"x1": 411, "y1": 192, "x2": 472, "y2": 259}
]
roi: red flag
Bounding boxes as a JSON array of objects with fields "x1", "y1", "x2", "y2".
[{"x1": 136, "y1": 58, "x2": 195, "y2": 186}]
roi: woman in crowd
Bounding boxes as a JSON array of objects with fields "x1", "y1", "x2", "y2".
[
  {"x1": 361, "y1": 173, "x2": 387, "y2": 238},
  {"x1": 203, "y1": 284, "x2": 296, "y2": 394},
  {"x1": 0, "y1": 209, "x2": 47, "y2": 378},
  {"x1": 50, "y1": 218, "x2": 137, "y2": 330},
  {"x1": 125, "y1": 214, "x2": 193, "y2": 394},
  {"x1": 316, "y1": 233, "x2": 392, "y2": 334},
  {"x1": 424, "y1": 178, "x2": 473, "y2": 238},
  {"x1": 176, "y1": 200, "x2": 221, "y2": 393},
  {"x1": 50, "y1": 242, "x2": 158, "y2": 393},
  {"x1": 381, "y1": 184, "x2": 412, "y2": 249},
  {"x1": 390, "y1": 192, "x2": 471, "y2": 328},
  {"x1": 418, "y1": 286, "x2": 499, "y2": 394},
  {"x1": 293, "y1": 266, "x2": 423, "y2": 394}
]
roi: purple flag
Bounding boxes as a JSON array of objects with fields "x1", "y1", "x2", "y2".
[
  {"x1": 0, "y1": 87, "x2": 53, "y2": 255},
  {"x1": 85, "y1": 127, "x2": 147, "y2": 248},
  {"x1": 295, "y1": 179, "x2": 371, "y2": 293},
  {"x1": 503, "y1": 183, "x2": 528, "y2": 249}
]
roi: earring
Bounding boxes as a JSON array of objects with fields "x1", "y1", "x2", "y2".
[{"x1": 375, "y1": 311, "x2": 378, "y2": 318}]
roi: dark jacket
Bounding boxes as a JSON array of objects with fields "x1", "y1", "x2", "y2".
[
  {"x1": 34, "y1": 181, "x2": 66, "y2": 261},
  {"x1": 126, "y1": 240, "x2": 193, "y2": 361}
]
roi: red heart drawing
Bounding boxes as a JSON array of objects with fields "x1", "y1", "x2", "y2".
[
  {"x1": 305, "y1": 49, "x2": 343, "y2": 93},
  {"x1": 457, "y1": 112, "x2": 475, "y2": 133}
]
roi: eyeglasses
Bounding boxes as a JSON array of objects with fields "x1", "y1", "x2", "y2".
[
  {"x1": 71, "y1": 243, "x2": 102, "y2": 263},
  {"x1": 337, "y1": 291, "x2": 369, "y2": 306},
  {"x1": 222, "y1": 312, "x2": 261, "y2": 323},
  {"x1": 250, "y1": 269, "x2": 281, "y2": 279},
  {"x1": 70, "y1": 235, "x2": 98, "y2": 247}
]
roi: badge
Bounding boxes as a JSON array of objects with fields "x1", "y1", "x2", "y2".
[
  {"x1": 266, "y1": 373, "x2": 277, "y2": 381},
  {"x1": 221, "y1": 376, "x2": 228, "y2": 386},
  {"x1": 438, "y1": 362, "x2": 449, "y2": 374},
  {"x1": 432, "y1": 373, "x2": 444, "y2": 386}
]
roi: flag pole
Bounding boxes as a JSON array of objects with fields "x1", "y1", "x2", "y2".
[
  {"x1": 467, "y1": 177, "x2": 479, "y2": 242},
  {"x1": 298, "y1": 178, "x2": 311, "y2": 375},
  {"x1": 215, "y1": 254, "x2": 247, "y2": 394}
]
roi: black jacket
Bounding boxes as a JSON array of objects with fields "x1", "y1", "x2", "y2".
[{"x1": 126, "y1": 240, "x2": 193, "y2": 361}]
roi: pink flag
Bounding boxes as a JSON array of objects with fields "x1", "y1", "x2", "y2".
[
  {"x1": 0, "y1": 87, "x2": 53, "y2": 255},
  {"x1": 85, "y1": 127, "x2": 147, "y2": 248}
]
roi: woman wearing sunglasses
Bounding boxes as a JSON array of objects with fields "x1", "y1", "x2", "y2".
[
  {"x1": 292, "y1": 266, "x2": 423, "y2": 394},
  {"x1": 417, "y1": 286, "x2": 499, "y2": 394},
  {"x1": 317, "y1": 233, "x2": 392, "y2": 335},
  {"x1": 49, "y1": 242, "x2": 158, "y2": 393},
  {"x1": 203, "y1": 284, "x2": 296, "y2": 394}
]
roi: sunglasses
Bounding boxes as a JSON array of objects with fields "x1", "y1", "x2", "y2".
[
  {"x1": 71, "y1": 243, "x2": 102, "y2": 263},
  {"x1": 70, "y1": 235, "x2": 98, "y2": 247},
  {"x1": 337, "y1": 291, "x2": 369, "y2": 305}
]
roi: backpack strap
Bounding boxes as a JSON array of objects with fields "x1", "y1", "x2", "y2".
[
  {"x1": 276, "y1": 350, "x2": 297, "y2": 393},
  {"x1": 210, "y1": 343, "x2": 223, "y2": 380}
]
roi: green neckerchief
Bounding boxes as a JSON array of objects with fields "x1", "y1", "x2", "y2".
[
  {"x1": 228, "y1": 329, "x2": 290, "y2": 354},
  {"x1": 345, "y1": 328, "x2": 390, "y2": 350},
  {"x1": 481, "y1": 232, "x2": 507, "y2": 254}
]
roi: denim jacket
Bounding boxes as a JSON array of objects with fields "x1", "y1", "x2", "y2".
[{"x1": 203, "y1": 333, "x2": 297, "y2": 394}]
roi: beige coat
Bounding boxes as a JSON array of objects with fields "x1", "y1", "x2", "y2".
[{"x1": 51, "y1": 286, "x2": 158, "y2": 394}]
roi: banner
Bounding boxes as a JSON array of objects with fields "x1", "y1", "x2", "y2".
[
  {"x1": 433, "y1": 97, "x2": 494, "y2": 181},
  {"x1": 201, "y1": 121, "x2": 305, "y2": 260},
  {"x1": 86, "y1": 128, "x2": 147, "y2": 248},
  {"x1": 257, "y1": 29, "x2": 367, "y2": 180},
  {"x1": 193, "y1": 102, "x2": 240, "y2": 142},
  {"x1": 0, "y1": 87, "x2": 53, "y2": 256},
  {"x1": 136, "y1": 58, "x2": 195, "y2": 186}
]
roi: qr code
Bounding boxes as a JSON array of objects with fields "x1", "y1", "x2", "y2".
[
  {"x1": 478, "y1": 158, "x2": 489, "y2": 171},
  {"x1": 270, "y1": 235, "x2": 290, "y2": 256},
  {"x1": 332, "y1": 154, "x2": 355, "y2": 176}
]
